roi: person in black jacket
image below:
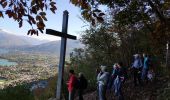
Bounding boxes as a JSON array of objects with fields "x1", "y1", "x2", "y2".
[{"x1": 78, "y1": 72, "x2": 88, "y2": 100}]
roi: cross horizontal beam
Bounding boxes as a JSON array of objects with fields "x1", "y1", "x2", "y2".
[{"x1": 46, "y1": 29, "x2": 77, "y2": 40}]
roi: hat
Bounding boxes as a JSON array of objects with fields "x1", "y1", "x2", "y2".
[
  {"x1": 133, "y1": 54, "x2": 139, "y2": 57},
  {"x1": 100, "y1": 65, "x2": 107, "y2": 71},
  {"x1": 134, "y1": 54, "x2": 140, "y2": 58}
]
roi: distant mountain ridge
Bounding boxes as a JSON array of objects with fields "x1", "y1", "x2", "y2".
[
  {"x1": 0, "y1": 29, "x2": 83, "y2": 55},
  {"x1": 21, "y1": 36, "x2": 49, "y2": 45},
  {"x1": 0, "y1": 29, "x2": 49, "y2": 48},
  {"x1": 23, "y1": 40, "x2": 84, "y2": 55},
  {"x1": 0, "y1": 29, "x2": 31, "y2": 48}
]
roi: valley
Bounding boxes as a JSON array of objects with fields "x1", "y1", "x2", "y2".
[
  {"x1": 0, "y1": 29, "x2": 82, "y2": 89},
  {"x1": 0, "y1": 52, "x2": 58, "y2": 89}
]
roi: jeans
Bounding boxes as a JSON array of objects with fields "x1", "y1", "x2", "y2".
[
  {"x1": 114, "y1": 77, "x2": 124, "y2": 100},
  {"x1": 141, "y1": 68, "x2": 149, "y2": 83},
  {"x1": 98, "y1": 84, "x2": 107, "y2": 100},
  {"x1": 69, "y1": 89, "x2": 75, "y2": 100}
]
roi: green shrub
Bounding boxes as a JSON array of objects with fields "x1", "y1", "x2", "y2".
[{"x1": 0, "y1": 84, "x2": 34, "y2": 100}]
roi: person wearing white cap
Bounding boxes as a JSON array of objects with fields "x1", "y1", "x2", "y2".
[{"x1": 97, "y1": 65, "x2": 109, "y2": 100}]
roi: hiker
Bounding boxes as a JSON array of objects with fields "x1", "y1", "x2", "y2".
[
  {"x1": 97, "y1": 65, "x2": 109, "y2": 100},
  {"x1": 78, "y1": 72, "x2": 88, "y2": 100},
  {"x1": 131, "y1": 54, "x2": 143, "y2": 86},
  {"x1": 141, "y1": 54, "x2": 150, "y2": 83},
  {"x1": 112, "y1": 62, "x2": 126, "y2": 100},
  {"x1": 67, "y1": 69, "x2": 77, "y2": 100}
]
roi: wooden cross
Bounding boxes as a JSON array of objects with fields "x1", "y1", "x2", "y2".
[{"x1": 46, "y1": 10, "x2": 76, "y2": 100}]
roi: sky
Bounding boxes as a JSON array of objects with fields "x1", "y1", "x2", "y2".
[{"x1": 0, "y1": 0, "x2": 87, "y2": 41}]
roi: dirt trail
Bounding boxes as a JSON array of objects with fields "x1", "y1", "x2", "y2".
[{"x1": 80, "y1": 76, "x2": 168, "y2": 100}]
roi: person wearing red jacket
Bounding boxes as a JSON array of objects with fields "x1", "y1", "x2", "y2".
[{"x1": 67, "y1": 70, "x2": 77, "y2": 100}]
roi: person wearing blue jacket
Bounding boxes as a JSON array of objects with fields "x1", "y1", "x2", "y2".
[
  {"x1": 132, "y1": 54, "x2": 143, "y2": 86},
  {"x1": 141, "y1": 54, "x2": 150, "y2": 82}
]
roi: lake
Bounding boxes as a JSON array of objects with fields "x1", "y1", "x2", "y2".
[{"x1": 0, "y1": 59, "x2": 17, "y2": 66}]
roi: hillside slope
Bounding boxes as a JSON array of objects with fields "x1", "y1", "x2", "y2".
[
  {"x1": 78, "y1": 76, "x2": 169, "y2": 100},
  {"x1": 0, "y1": 29, "x2": 49, "y2": 48},
  {"x1": 0, "y1": 30, "x2": 31, "y2": 48}
]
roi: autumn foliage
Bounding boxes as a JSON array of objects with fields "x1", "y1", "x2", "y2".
[{"x1": 0, "y1": 0, "x2": 57, "y2": 35}]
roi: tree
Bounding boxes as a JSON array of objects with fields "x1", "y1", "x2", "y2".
[
  {"x1": 69, "y1": 47, "x2": 98, "y2": 89},
  {"x1": 71, "y1": 0, "x2": 170, "y2": 43},
  {"x1": 71, "y1": 0, "x2": 170, "y2": 64},
  {"x1": 1, "y1": 0, "x2": 170, "y2": 38},
  {"x1": 74, "y1": 10, "x2": 162, "y2": 67},
  {"x1": 80, "y1": 23, "x2": 120, "y2": 66},
  {"x1": 0, "y1": 0, "x2": 57, "y2": 35}
]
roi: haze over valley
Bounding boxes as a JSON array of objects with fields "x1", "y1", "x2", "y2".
[
  {"x1": 0, "y1": 29, "x2": 83, "y2": 56},
  {"x1": 0, "y1": 29, "x2": 83, "y2": 88}
]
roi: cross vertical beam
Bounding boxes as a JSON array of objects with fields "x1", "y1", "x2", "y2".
[
  {"x1": 46, "y1": 10, "x2": 76, "y2": 100},
  {"x1": 56, "y1": 10, "x2": 68, "y2": 100}
]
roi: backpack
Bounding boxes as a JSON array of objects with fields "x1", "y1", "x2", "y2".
[{"x1": 74, "y1": 77, "x2": 79, "y2": 89}]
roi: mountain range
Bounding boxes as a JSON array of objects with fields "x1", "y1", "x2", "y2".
[
  {"x1": 0, "y1": 29, "x2": 48, "y2": 48},
  {"x1": 22, "y1": 39, "x2": 84, "y2": 55},
  {"x1": 0, "y1": 29, "x2": 83, "y2": 56}
]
